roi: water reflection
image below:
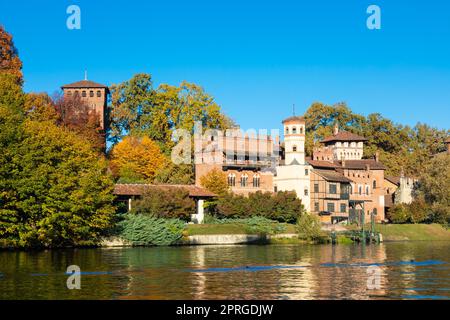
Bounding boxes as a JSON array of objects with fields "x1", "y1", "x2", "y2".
[{"x1": 0, "y1": 242, "x2": 449, "y2": 300}]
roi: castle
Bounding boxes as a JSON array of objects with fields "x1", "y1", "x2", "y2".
[{"x1": 63, "y1": 78, "x2": 443, "y2": 224}]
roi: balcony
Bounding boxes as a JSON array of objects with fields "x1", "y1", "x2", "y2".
[{"x1": 340, "y1": 193, "x2": 350, "y2": 200}]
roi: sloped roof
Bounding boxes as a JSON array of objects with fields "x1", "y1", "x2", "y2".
[
  {"x1": 338, "y1": 160, "x2": 386, "y2": 170},
  {"x1": 282, "y1": 116, "x2": 305, "y2": 124},
  {"x1": 113, "y1": 184, "x2": 217, "y2": 198},
  {"x1": 308, "y1": 159, "x2": 386, "y2": 170},
  {"x1": 61, "y1": 80, "x2": 109, "y2": 89},
  {"x1": 321, "y1": 131, "x2": 368, "y2": 143},
  {"x1": 314, "y1": 169, "x2": 353, "y2": 183},
  {"x1": 385, "y1": 176, "x2": 400, "y2": 186}
]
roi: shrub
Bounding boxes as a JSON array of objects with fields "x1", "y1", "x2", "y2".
[
  {"x1": 215, "y1": 191, "x2": 304, "y2": 222},
  {"x1": 132, "y1": 187, "x2": 195, "y2": 221},
  {"x1": 117, "y1": 214, "x2": 185, "y2": 246},
  {"x1": 387, "y1": 204, "x2": 409, "y2": 224},
  {"x1": 297, "y1": 213, "x2": 322, "y2": 240},
  {"x1": 244, "y1": 216, "x2": 286, "y2": 235}
]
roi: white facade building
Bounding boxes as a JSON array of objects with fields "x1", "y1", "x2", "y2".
[{"x1": 274, "y1": 116, "x2": 311, "y2": 211}]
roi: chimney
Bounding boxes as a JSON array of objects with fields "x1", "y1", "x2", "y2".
[
  {"x1": 375, "y1": 151, "x2": 380, "y2": 162},
  {"x1": 333, "y1": 123, "x2": 339, "y2": 136}
]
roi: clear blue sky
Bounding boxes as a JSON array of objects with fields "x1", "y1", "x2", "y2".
[{"x1": 1, "y1": 0, "x2": 450, "y2": 131}]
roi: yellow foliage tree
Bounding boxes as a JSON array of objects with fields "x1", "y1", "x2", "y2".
[
  {"x1": 110, "y1": 135, "x2": 166, "y2": 182},
  {"x1": 200, "y1": 168, "x2": 229, "y2": 196}
]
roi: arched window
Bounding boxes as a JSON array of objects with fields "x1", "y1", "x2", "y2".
[
  {"x1": 359, "y1": 186, "x2": 362, "y2": 195},
  {"x1": 292, "y1": 127, "x2": 297, "y2": 134},
  {"x1": 366, "y1": 186, "x2": 370, "y2": 195},
  {"x1": 373, "y1": 180, "x2": 377, "y2": 189},
  {"x1": 67, "y1": 91, "x2": 72, "y2": 97},
  {"x1": 227, "y1": 174, "x2": 236, "y2": 187},
  {"x1": 240, "y1": 174, "x2": 248, "y2": 187},
  {"x1": 89, "y1": 90, "x2": 94, "y2": 97},
  {"x1": 300, "y1": 127, "x2": 303, "y2": 134},
  {"x1": 373, "y1": 208, "x2": 378, "y2": 216},
  {"x1": 285, "y1": 127, "x2": 289, "y2": 134},
  {"x1": 82, "y1": 91, "x2": 87, "y2": 97},
  {"x1": 97, "y1": 90, "x2": 101, "y2": 97},
  {"x1": 304, "y1": 188, "x2": 309, "y2": 196},
  {"x1": 74, "y1": 90, "x2": 79, "y2": 96},
  {"x1": 253, "y1": 174, "x2": 260, "y2": 188},
  {"x1": 293, "y1": 145, "x2": 297, "y2": 152}
]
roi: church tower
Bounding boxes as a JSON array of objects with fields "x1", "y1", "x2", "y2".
[
  {"x1": 61, "y1": 75, "x2": 109, "y2": 131},
  {"x1": 283, "y1": 116, "x2": 306, "y2": 165},
  {"x1": 274, "y1": 115, "x2": 311, "y2": 211}
]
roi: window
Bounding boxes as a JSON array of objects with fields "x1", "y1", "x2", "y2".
[
  {"x1": 359, "y1": 186, "x2": 362, "y2": 195},
  {"x1": 285, "y1": 127, "x2": 289, "y2": 134},
  {"x1": 305, "y1": 169, "x2": 309, "y2": 176},
  {"x1": 74, "y1": 90, "x2": 79, "y2": 96},
  {"x1": 327, "y1": 203, "x2": 335, "y2": 213},
  {"x1": 366, "y1": 186, "x2": 370, "y2": 195},
  {"x1": 329, "y1": 184, "x2": 337, "y2": 194},
  {"x1": 304, "y1": 188, "x2": 308, "y2": 196},
  {"x1": 253, "y1": 174, "x2": 260, "y2": 188},
  {"x1": 340, "y1": 204, "x2": 347, "y2": 213},
  {"x1": 82, "y1": 91, "x2": 87, "y2": 97},
  {"x1": 373, "y1": 208, "x2": 378, "y2": 216},
  {"x1": 293, "y1": 145, "x2": 297, "y2": 152},
  {"x1": 67, "y1": 91, "x2": 72, "y2": 96},
  {"x1": 240, "y1": 174, "x2": 248, "y2": 187},
  {"x1": 300, "y1": 127, "x2": 303, "y2": 134},
  {"x1": 373, "y1": 180, "x2": 377, "y2": 189},
  {"x1": 292, "y1": 127, "x2": 297, "y2": 134},
  {"x1": 227, "y1": 174, "x2": 236, "y2": 187},
  {"x1": 97, "y1": 90, "x2": 101, "y2": 97},
  {"x1": 274, "y1": 186, "x2": 278, "y2": 193},
  {"x1": 314, "y1": 202, "x2": 319, "y2": 212},
  {"x1": 314, "y1": 183, "x2": 319, "y2": 193},
  {"x1": 89, "y1": 90, "x2": 94, "y2": 97}
]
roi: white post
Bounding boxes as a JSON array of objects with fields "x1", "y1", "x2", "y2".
[
  {"x1": 128, "y1": 198, "x2": 132, "y2": 212},
  {"x1": 197, "y1": 199, "x2": 205, "y2": 224}
]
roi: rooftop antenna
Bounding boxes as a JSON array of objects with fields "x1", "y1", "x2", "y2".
[{"x1": 84, "y1": 70, "x2": 88, "y2": 81}]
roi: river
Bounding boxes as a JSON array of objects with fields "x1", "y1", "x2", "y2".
[{"x1": 0, "y1": 242, "x2": 449, "y2": 300}]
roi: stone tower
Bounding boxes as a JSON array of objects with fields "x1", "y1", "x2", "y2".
[
  {"x1": 61, "y1": 77, "x2": 109, "y2": 130},
  {"x1": 282, "y1": 116, "x2": 306, "y2": 165}
]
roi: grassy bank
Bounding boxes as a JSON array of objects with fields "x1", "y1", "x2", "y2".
[
  {"x1": 186, "y1": 223, "x2": 297, "y2": 236},
  {"x1": 375, "y1": 224, "x2": 450, "y2": 241}
]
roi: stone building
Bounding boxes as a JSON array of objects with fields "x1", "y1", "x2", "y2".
[
  {"x1": 194, "y1": 130, "x2": 278, "y2": 196},
  {"x1": 61, "y1": 77, "x2": 109, "y2": 131}
]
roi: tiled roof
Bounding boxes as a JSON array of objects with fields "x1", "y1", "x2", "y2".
[
  {"x1": 282, "y1": 116, "x2": 305, "y2": 124},
  {"x1": 113, "y1": 184, "x2": 217, "y2": 198},
  {"x1": 61, "y1": 80, "x2": 109, "y2": 89},
  {"x1": 385, "y1": 176, "x2": 400, "y2": 186},
  {"x1": 384, "y1": 194, "x2": 394, "y2": 208},
  {"x1": 307, "y1": 159, "x2": 339, "y2": 169},
  {"x1": 308, "y1": 159, "x2": 386, "y2": 170},
  {"x1": 321, "y1": 131, "x2": 368, "y2": 143},
  {"x1": 338, "y1": 160, "x2": 386, "y2": 170},
  {"x1": 313, "y1": 169, "x2": 353, "y2": 183}
]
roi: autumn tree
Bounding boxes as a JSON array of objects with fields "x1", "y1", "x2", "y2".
[
  {"x1": 24, "y1": 92, "x2": 58, "y2": 121},
  {"x1": 0, "y1": 26, "x2": 23, "y2": 84},
  {"x1": 199, "y1": 168, "x2": 229, "y2": 196},
  {"x1": 0, "y1": 73, "x2": 116, "y2": 248},
  {"x1": 53, "y1": 92, "x2": 105, "y2": 153},
  {"x1": 108, "y1": 74, "x2": 234, "y2": 153},
  {"x1": 109, "y1": 135, "x2": 166, "y2": 182}
]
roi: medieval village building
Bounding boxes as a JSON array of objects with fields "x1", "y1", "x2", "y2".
[{"x1": 60, "y1": 77, "x2": 438, "y2": 224}]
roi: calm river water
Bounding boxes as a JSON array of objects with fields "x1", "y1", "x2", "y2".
[{"x1": 0, "y1": 242, "x2": 449, "y2": 300}]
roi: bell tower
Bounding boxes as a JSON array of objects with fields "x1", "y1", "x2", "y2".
[{"x1": 283, "y1": 116, "x2": 306, "y2": 165}]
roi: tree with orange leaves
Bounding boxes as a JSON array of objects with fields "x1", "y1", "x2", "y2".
[
  {"x1": 0, "y1": 26, "x2": 23, "y2": 84},
  {"x1": 109, "y1": 135, "x2": 166, "y2": 182}
]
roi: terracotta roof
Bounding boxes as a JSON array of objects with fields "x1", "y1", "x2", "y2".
[
  {"x1": 321, "y1": 131, "x2": 368, "y2": 143},
  {"x1": 337, "y1": 160, "x2": 386, "y2": 170},
  {"x1": 113, "y1": 184, "x2": 217, "y2": 198},
  {"x1": 61, "y1": 80, "x2": 109, "y2": 89},
  {"x1": 307, "y1": 159, "x2": 339, "y2": 169},
  {"x1": 308, "y1": 159, "x2": 386, "y2": 170},
  {"x1": 385, "y1": 176, "x2": 400, "y2": 186},
  {"x1": 313, "y1": 169, "x2": 353, "y2": 183},
  {"x1": 282, "y1": 116, "x2": 305, "y2": 124}
]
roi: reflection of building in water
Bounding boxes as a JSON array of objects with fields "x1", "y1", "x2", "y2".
[{"x1": 306, "y1": 245, "x2": 388, "y2": 299}]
